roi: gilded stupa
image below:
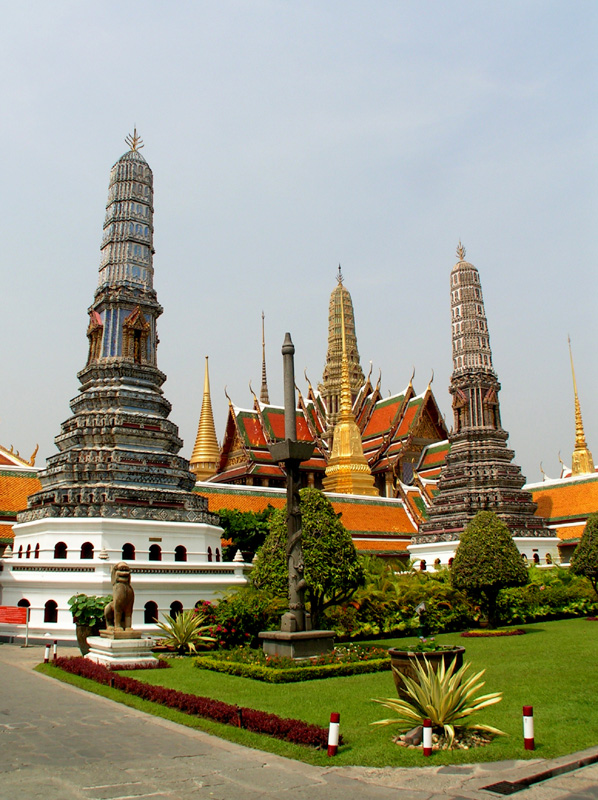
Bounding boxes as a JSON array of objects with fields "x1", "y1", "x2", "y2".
[
  {"x1": 318, "y1": 266, "x2": 365, "y2": 439},
  {"x1": 322, "y1": 290, "x2": 378, "y2": 496},
  {"x1": 568, "y1": 337, "x2": 594, "y2": 476},
  {"x1": 190, "y1": 357, "x2": 220, "y2": 480}
]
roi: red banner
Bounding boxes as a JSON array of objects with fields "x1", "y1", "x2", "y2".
[{"x1": 0, "y1": 606, "x2": 28, "y2": 624}]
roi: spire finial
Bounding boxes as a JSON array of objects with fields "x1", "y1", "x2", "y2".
[
  {"x1": 456, "y1": 241, "x2": 466, "y2": 261},
  {"x1": 337, "y1": 264, "x2": 344, "y2": 284},
  {"x1": 260, "y1": 311, "x2": 270, "y2": 404},
  {"x1": 125, "y1": 127, "x2": 144, "y2": 152},
  {"x1": 568, "y1": 335, "x2": 594, "y2": 475}
]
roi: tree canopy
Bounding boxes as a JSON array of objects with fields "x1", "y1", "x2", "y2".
[
  {"x1": 251, "y1": 488, "x2": 364, "y2": 628},
  {"x1": 570, "y1": 512, "x2": 598, "y2": 598},
  {"x1": 217, "y1": 506, "x2": 275, "y2": 561},
  {"x1": 451, "y1": 511, "x2": 528, "y2": 627}
]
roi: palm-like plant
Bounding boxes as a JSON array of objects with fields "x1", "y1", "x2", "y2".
[
  {"x1": 155, "y1": 609, "x2": 215, "y2": 654},
  {"x1": 372, "y1": 656, "x2": 504, "y2": 748}
]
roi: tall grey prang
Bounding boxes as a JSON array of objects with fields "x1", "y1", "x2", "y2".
[
  {"x1": 19, "y1": 131, "x2": 217, "y2": 526},
  {"x1": 412, "y1": 244, "x2": 554, "y2": 556}
]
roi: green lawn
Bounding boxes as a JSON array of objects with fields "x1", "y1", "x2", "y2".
[{"x1": 40, "y1": 618, "x2": 598, "y2": 767}]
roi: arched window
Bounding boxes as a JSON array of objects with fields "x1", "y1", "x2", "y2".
[
  {"x1": 54, "y1": 542, "x2": 67, "y2": 559},
  {"x1": 216, "y1": 548, "x2": 221, "y2": 563},
  {"x1": 148, "y1": 544, "x2": 162, "y2": 562},
  {"x1": 169, "y1": 601, "x2": 183, "y2": 620},
  {"x1": 17, "y1": 598, "x2": 30, "y2": 608},
  {"x1": 174, "y1": 545, "x2": 187, "y2": 562},
  {"x1": 80, "y1": 542, "x2": 94, "y2": 559},
  {"x1": 122, "y1": 543, "x2": 135, "y2": 561},
  {"x1": 419, "y1": 560, "x2": 427, "y2": 571},
  {"x1": 533, "y1": 553, "x2": 540, "y2": 565},
  {"x1": 545, "y1": 553, "x2": 553, "y2": 565},
  {"x1": 34, "y1": 543, "x2": 40, "y2": 559},
  {"x1": 144, "y1": 601, "x2": 158, "y2": 624},
  {"x1": 18, "y1": 545, "x2": 23, "y2": 558},
  {"x1": 44, "y1": 600, "x2": 58, "y2": 623},
  {"x1": 207, "y1": 547, "x2": 213, "y2": 563},
  {"x1": 26, "y1": 544, "x2": 31, "y2": 559},
  {"x1": 448, "y1": 557, "x2": 454, "y2": 568}
]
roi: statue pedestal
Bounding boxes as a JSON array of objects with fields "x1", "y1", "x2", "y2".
[
  {"x1": 85, "y1": 634, "x2": 159, "y2": 669},
  {"x1": 258, "y1": 629, "x2": 335, "y2": 660}
]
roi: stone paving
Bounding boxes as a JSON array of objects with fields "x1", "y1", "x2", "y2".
[{"x1": 1, "y1": 642, "x2": 597, "y2": 800}]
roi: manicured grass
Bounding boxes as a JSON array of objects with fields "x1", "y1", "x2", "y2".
[{"x1": 40, "y1": 618, "x2": 598, "y2": 767}]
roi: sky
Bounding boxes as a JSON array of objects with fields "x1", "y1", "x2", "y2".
[{"x1": 2, "y1": 1, "x2": 597, "y2": 484}]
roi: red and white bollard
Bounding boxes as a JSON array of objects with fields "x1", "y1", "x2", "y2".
[
  {"x1": 52, "y1": 640, "x2": 58, "y2": 662},
  {"x1": 327, "y1": 712, "x2": 340, "y2": 756},
  {"x1": 423, "y1": 718, "x2": 432, "y2": 756},
  {"x1": 44, "y1": 643, "x2": 51, "y2": 664},
  {"x1": 523, "y1": 706, "x2": 535, "y2": 750}
]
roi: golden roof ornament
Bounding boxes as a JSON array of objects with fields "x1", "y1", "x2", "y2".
[
  {"x1": 568, "y1": 335, "x2": 594, "y2": 475},
  {"x1": 190, "y1": 357, "x2": 220, "y2": 480},
  {"x1": 125, "y1": 127, "x2": 144, "y2": 152},
  {"x1": 456, "y1": 241, "x2": 466, "y2": 261},
  {"x1": 323, "y1": 288, "x2": 378, "y2": 496}
]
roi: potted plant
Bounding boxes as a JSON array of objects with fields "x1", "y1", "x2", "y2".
[
  {"x1": 388, "y1": 637, "x2": 465, "y2": 698},
  {"x1": 68, "y1": 594, "x2": 111, "y2": 655}
]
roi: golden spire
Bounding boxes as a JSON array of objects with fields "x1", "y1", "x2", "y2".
[
  {"x1": 568, "y1": 336, "x2": 594, "y2": 475},
  {"x1": 125, "y1": 127, "x2": 144, "y2": 152},
  {"x1": 456, "y1": 241, "x2": 466, "y2": 261},
  {"x1": 190, "y1": 357, "x2": 220, "y2": 481},
  {"x1": 323, "y1": 290, "x2": 378, "y2": 496},
  {"x1": 260, "y1": 311, "x2": 270, "y2": 404}
]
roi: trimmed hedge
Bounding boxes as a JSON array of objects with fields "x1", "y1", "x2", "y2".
[
  {"x1": 54, "y1": 657, "x2": 334, "y2": 748},
  {"x1": 194, "y1": 655, "x2": 390, "y2": 683}
]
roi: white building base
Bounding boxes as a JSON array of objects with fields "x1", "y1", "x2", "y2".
[
  {"x1": 408, "y1": 536, "x2": 561, "y2": 568},
  {"x1": 0, "y1": 516, "x2": 250, "y2": 643},
  {"x1": 86, "y1": 634, "x2": 159, "y2": 668}
]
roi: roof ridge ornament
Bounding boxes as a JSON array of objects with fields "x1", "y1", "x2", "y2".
[
  {"x1": 456, "y1": 241, "x2": 466, "y2": 261},
  {"x1": 125, "y1": 127, "x2": 144, "y2": 152},
  {"x1": 337, "y1": 263, "x2": 344, "y2": 284}
]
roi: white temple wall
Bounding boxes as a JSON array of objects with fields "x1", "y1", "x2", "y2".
[{"x1": 0, "y1": 516, "x2": 250, "y2": 643}]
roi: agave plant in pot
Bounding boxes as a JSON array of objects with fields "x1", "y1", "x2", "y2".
[
  {"x1": 388, "y1": 637, "x2": 466, "y2": 699},
  {"x1": 68, "y1": 594, "x2": 111, "y2": 655},
  {"x1": 372, "y1": 656, "x2": 505, "y2": 750}
]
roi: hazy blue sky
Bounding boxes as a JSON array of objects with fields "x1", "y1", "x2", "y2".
[{"x1": 2, "y1": 1, "x2": 597, "y2": 484}]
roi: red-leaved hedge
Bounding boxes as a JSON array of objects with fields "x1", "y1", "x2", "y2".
[{"x1": 54, "y1": 657, "x2": 334, "y2": 748}]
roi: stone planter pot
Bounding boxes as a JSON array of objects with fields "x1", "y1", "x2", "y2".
[
  {"x1": 388, "y1": 646, "x2": 466, "y2": 698},
  {"x1": 75, "y1": 623, "x2": 102, "y2": 655}
]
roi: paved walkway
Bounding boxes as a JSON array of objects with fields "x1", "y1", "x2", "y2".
[{"x1": 1, "y1": 642, "x2": 597, "y2": 800}]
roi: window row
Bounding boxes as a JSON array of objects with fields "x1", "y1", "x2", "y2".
[
  {"x1": 15, "y1": 542, "x2": 212, "y2": 562},
  {"x1": 16, "y1": 598, "x2": 196, "y2": 625}
]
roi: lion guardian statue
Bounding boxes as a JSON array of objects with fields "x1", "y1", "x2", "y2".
[{"x1": 104, "y1": 561, "x2": 135, "y2": 630}]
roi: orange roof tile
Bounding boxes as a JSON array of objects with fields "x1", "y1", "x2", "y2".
[
  {"x1": 362, "y1": 395, "x2": 405, "y2": 438},
  {"x1": 0, "y1": 473, "x2": 41, "y2": 514},
  {"x1": 354, "y1": 539, "x2": 410, "y2": 552},
  {"x1": 530, "y1": 476, "x2": 598, "y2": 523}
]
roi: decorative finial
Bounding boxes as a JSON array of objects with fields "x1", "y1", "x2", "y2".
[
  {"x1": 125, "y1": 127, "x2": 144, "y2": 152},
  {"x1": 337, "y1": 264, "x2": 344, "y2": 284},
  {"x1": 456, "y1": 241, "x2": 466, "y2": 261},
  {"x1": 29, "y1": 443, "x2": 39, "y2": 466}
]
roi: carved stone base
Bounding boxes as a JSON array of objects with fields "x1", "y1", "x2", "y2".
[
  {"x1": 100, "y1": 628, "x2": 142, "y2": 640},
  {"x1": 258, "y1": 629, "x2": 335, "y2": 660},
  {"x1": 85, "y1": 635, "x2": 159, "y2": 668}
]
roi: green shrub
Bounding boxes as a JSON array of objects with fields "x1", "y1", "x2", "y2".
[
  {"x1": 451, "y1": 511, "x2": 528, "y2": 628},
  {"x1": 201, "y1": 587, "x2": 286, "y2": 649},
  {"x1": 570, "y1": 512, "x2": 598, "y2": 598},
  {"x1": 68, "y1": 594, "x2": 112, "y2": 628}
]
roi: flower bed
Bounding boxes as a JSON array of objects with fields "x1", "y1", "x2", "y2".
[
  {"x1": 53, "y1": 657, "x2": 334, "y2": 748},
  {"x1": 461, "y1": 629, "x2": 526, "y2": 638},
  {"x1": 194, "y1": 644, "x2": 390, "y2": 683}
]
